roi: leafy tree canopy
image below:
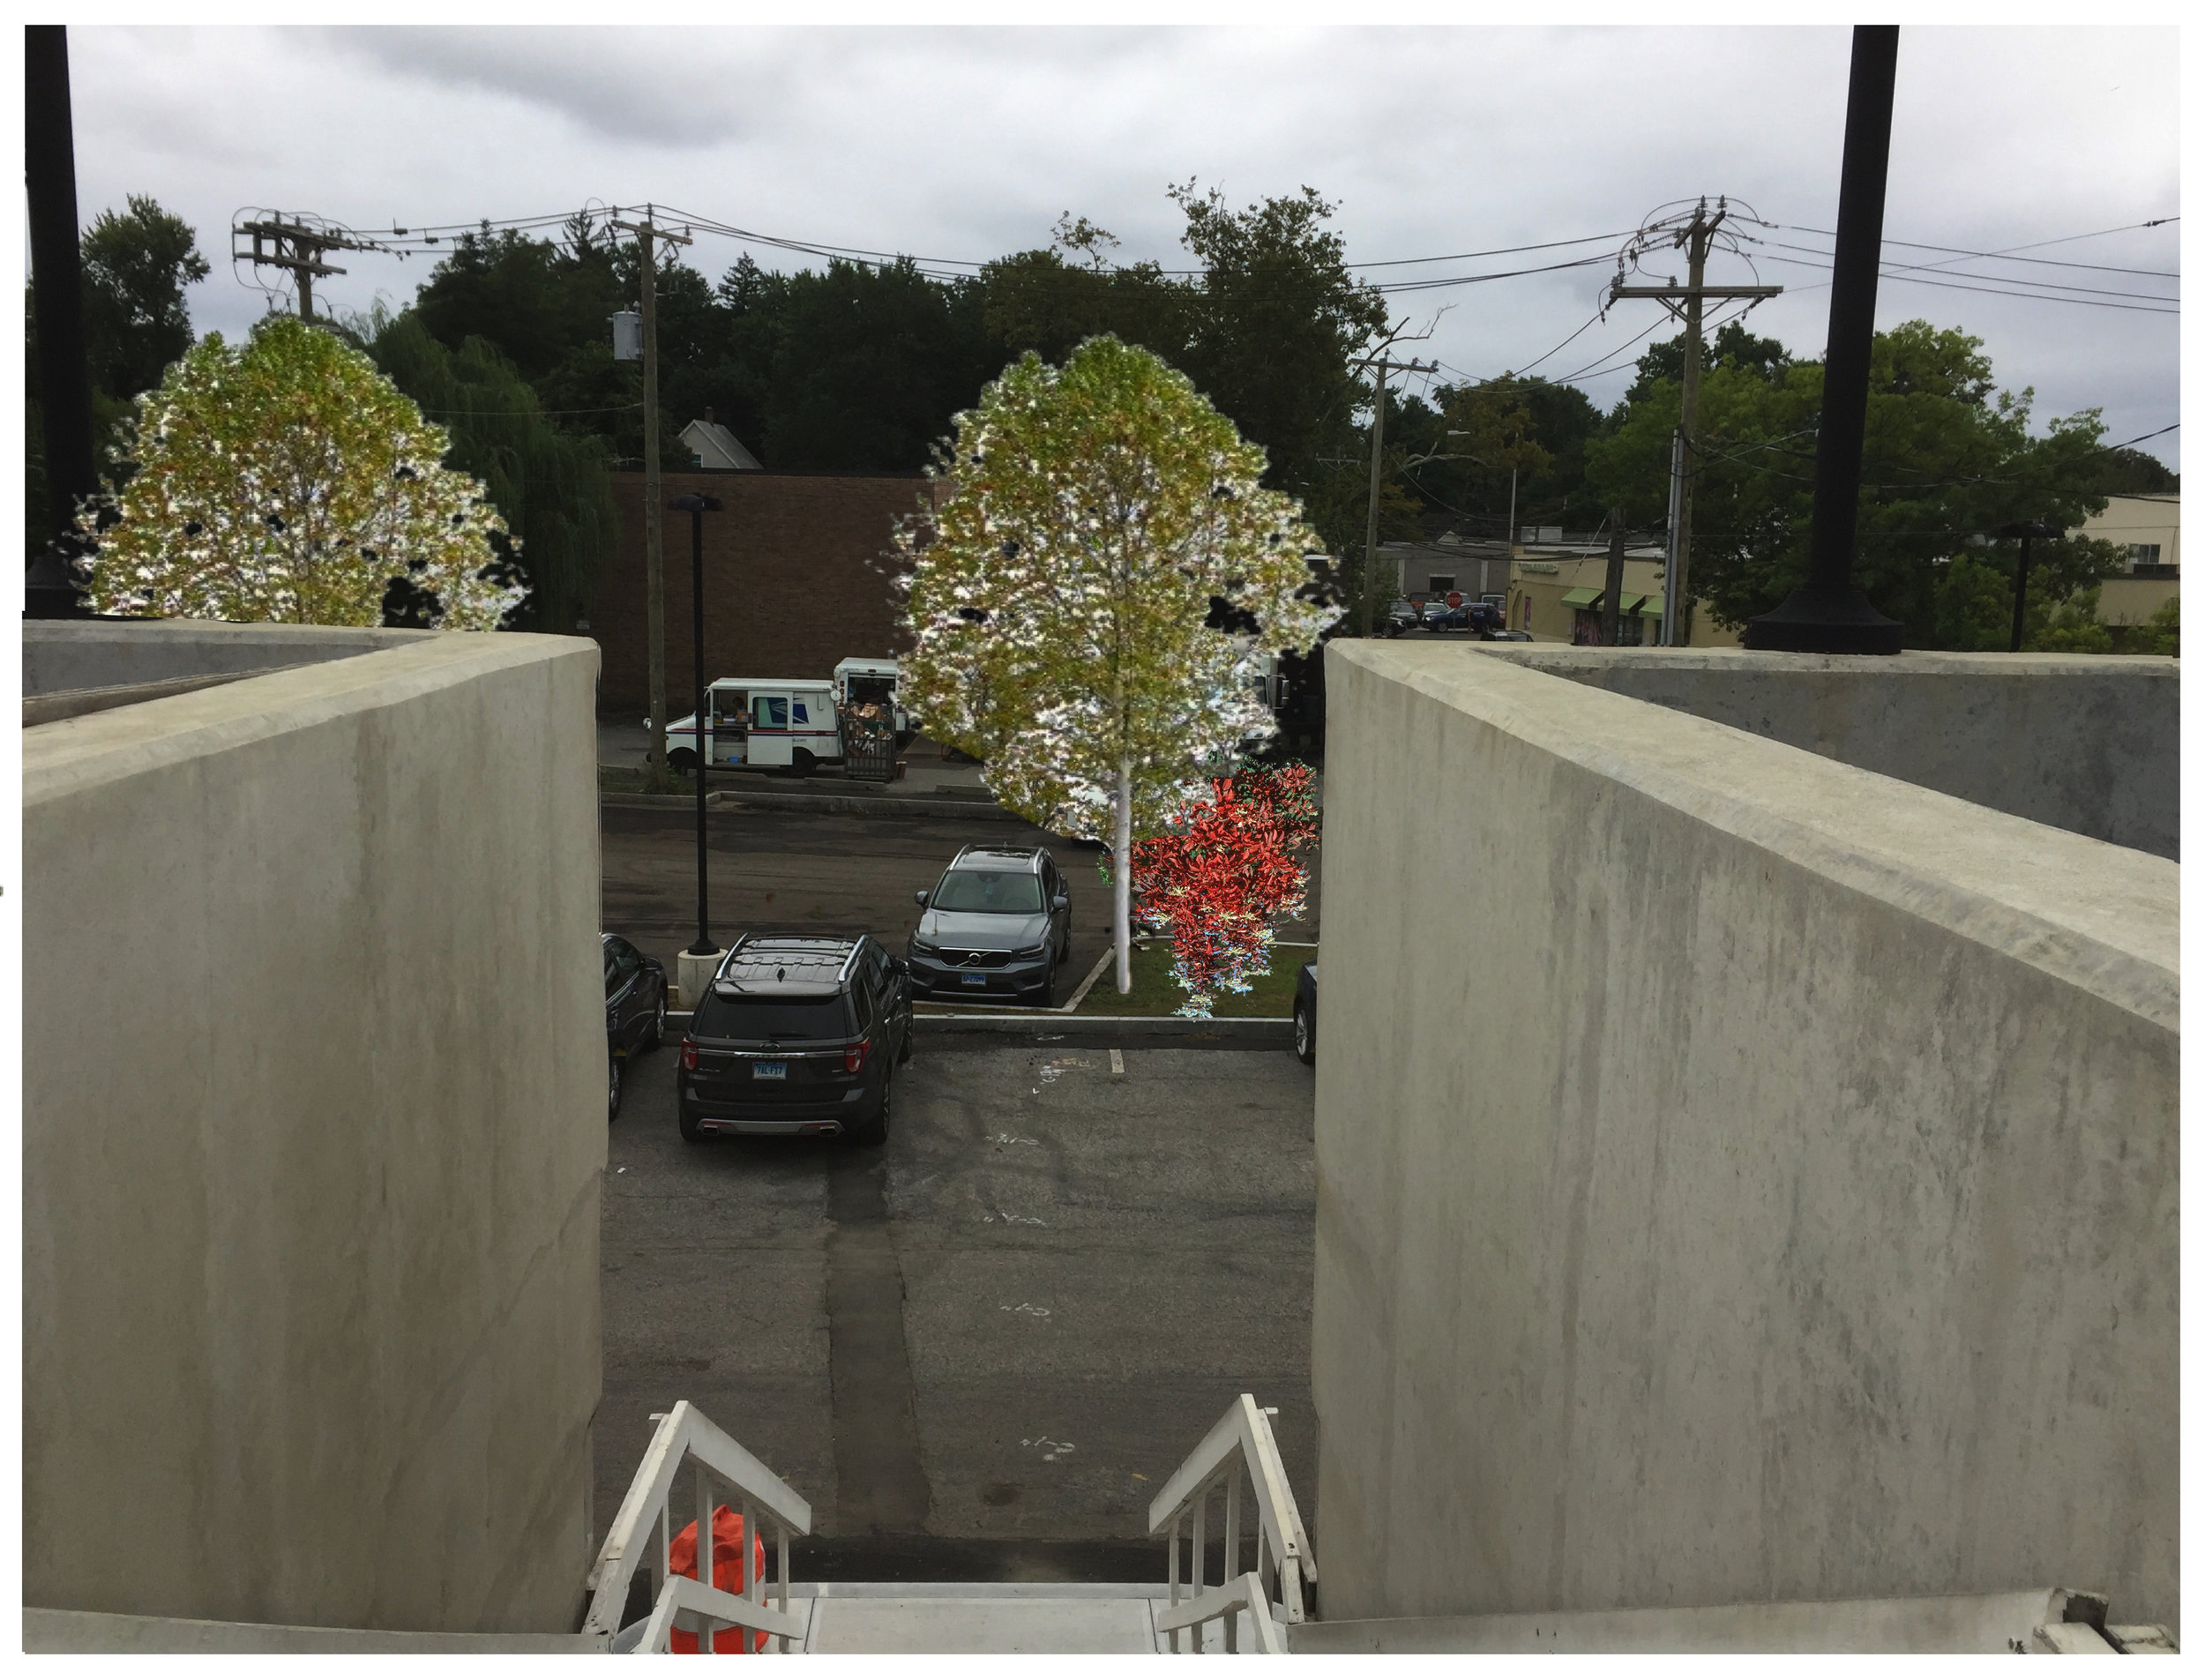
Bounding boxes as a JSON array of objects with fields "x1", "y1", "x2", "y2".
[
  {"x1": 361, "y1": 309, "x2": 618, "y2": 634},
  {"x1": 897, "y1": 337, "x2": 1337, "y2": 989},
  {"x1": 1584, "y1": 318, "x2": 2126, "y2": 649},
  {"x1": 78, "y1": 314, "x2": 522, "y2": 630},
  {"x1": 81, "y1": 194, "x2": 211, "y2": 401}
]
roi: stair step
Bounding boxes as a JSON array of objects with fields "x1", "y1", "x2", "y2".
[{"x1": 799, "y1": 1584, "x2": 1169, "y2": 1654}]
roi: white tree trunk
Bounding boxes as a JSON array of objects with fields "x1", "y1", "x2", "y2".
[{"x1": 1114, "y1": 755, "x2": 1133, "y2": 993}]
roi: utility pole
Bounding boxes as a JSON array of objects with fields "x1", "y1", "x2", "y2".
[
  {"x1": 233, "y1": 214, "x2": 374, "y2": 321},
  {"x1": 610, "y1": 207, "x2": 692, "y2": 772},
  {"x1": 25, "y1": 24, "x2": 94, "y2": 616},
  {"x1": 1745, "y1": 26, "x2": 1906, "y2": 654},
  {"x1": 1349, "y1": 349, "x2": 1437, "y2": 636},
  {"x1": 1599, "y1": 511, "x2": 1627, "y2": 647},
  {"x1": 1999, "y1": 520, "x2": 2060, "y2": 653},
  {"x1": 1610, "y1": 201, "x2": 1782, "y2": 646}
]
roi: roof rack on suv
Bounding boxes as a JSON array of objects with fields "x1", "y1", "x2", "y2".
[
  {"x1": 710, "y1": 933, "x2": 864, "y2": 997},
  {"x1": 951, "y1": 844, "x2": 1043, "y2": 867}
]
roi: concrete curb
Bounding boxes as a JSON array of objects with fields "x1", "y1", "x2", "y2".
[
  {"x1": 917, "y1": 1012, "x2": 1294, "y2": 1037},
  {"x1": 602, "y1": 788, "x2": 1020, "y2": 821},
  {"x1": 667, "y1": 1009, "x2": 1291, "y2": 1038}
]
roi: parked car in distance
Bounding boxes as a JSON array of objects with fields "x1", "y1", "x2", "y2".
[
  {"x1": 1385, "y1": 600, "x2": 1419, "y2": 637},
  {"x1": 1420, "y1": 600, "x2": 1454, "y2": 630},
  {"x1": 677, "y1": 934, "x2": 913, "y2": 1146},
  {"x1": 1490, "y1": 629, "x2": 1534, "y2": 641},
  {"x1": 908, "y1": 844, "x2": 1073, "y2": 1005},
  {"x1": 604, "y1": 932, "x2": 669, "y2": 1121},
  {"x1": 1293, "y1": 961, "x2": 1318, "y2": 1065}
]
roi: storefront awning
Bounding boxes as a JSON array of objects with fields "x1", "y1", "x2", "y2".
[{"x1": 1560, "y1": 587, "x2": 1601, "y2": 609}]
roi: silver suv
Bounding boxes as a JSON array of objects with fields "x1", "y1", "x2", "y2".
[{"x1": 908, "y1": 845, "x2": 1073, "y2": 1005}]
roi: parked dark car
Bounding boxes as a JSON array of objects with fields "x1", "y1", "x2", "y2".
[
  {"x1": 907, "y1": 845, "x2": 1073, "y2": 1005},
  {"x1": 604, "y1": 932, "x2": 669, "y2": 1121},
  {"x1": 1293, "y1": 961, "x2": 1317, "y2": 1065},
  {"x1": 677, "y1": 934, "x2": 913, "y2": 1146},
  {"x1": 1385, "y1": 600, "x2": 1418, "y2": 637}
]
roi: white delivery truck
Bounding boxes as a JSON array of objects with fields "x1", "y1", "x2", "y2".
[
  {"x1": 665, "y1": 679, "x2": 844, "y2": 774},
  {"x1": 832, "y1": 657, "x2": 915, "y2": 748}
]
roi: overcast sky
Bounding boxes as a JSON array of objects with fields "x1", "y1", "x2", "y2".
[{"x1": 65, "y1": 24, "x2": 2182, "y2": 469}]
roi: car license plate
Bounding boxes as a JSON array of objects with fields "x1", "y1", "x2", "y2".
[
  {"x1": 752, "y1": 1062, "x2": 787, "y2": 1079},
  {"x1": 960, "y1": 973, "x2": 988, "y2": 987}
]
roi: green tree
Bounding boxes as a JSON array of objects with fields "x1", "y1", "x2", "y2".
[
  {"x1": 2124, "y1": 594, "x2": 2179, "y2": 656},
  {"x1": 80, "y1": 195, "x2": 210, "y2": 401},
  {"x1": 78, "y1": 315, "x2": 522, "y2": 629},
  {"x1": 364, "y1": 310, "x2": 618, "y2": 634},
  {"x1": 896, "y1": 337, "x2": 1337, "y2": 991},
  {"x1": 1585, "y1": 318, "x2": 2124, "y2": 647}
]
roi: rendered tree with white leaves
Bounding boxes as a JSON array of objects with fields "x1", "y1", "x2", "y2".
[
  {"x1": 897, "y1": 336, "x2": 1336, "y2": 993},
  {"x1": 76, "y1": 314, "x2": 525, "y2": 630}
]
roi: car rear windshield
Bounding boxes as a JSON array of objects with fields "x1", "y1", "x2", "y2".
[
  {"x1": 931, "y1": 867, "x2": 1043, "y2": 914},
  {"x1": 691, "y1": 992, "x2": 855, "y2": 1041}
]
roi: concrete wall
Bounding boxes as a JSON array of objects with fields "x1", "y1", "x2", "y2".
[
  {"x1": 23, "y1": 617, "x2": 440, "y2": 697},
  {"x1": 1311, "y1": 641, "x2": 2178, "y2": 1633},
  {"x1": 23, "y1": 626, "x2": 606, "y2": 1633},
  {"x1": 1478, "y1": 646, "x2": 2179, "y2": 859}
]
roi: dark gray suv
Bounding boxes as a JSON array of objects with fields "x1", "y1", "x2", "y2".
[{"x1": 907, "y1": 845, "x2": 1072, "y2": 1005}]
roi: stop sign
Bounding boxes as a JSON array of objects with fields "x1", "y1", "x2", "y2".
[{"x1": 1446, "y1": 592, "x2": 1463, "y2": 609}]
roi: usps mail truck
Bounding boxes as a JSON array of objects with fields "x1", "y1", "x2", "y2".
[{"x1": 667, "y1": 679, "x2": 843, "y2": 774}]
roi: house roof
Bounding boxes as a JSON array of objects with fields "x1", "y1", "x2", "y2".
[{"x1": 679, "y1": 419, "x2": 762, "y2": 472}]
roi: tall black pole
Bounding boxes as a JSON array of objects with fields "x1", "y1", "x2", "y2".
[
  {"x1": 1999, "y1": 520, "x2": 2059, "y2": 653},
  {"x1": 1745, "y1": 26, "x2": 1905, "y2": 655},
  {"x1": 26, "y1": 24, "x2": 96, "y2": 617},
  {"x1": 673, "y1": 495, "x2": 722, "y2": 958}
]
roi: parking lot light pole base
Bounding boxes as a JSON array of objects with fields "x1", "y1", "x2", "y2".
[{"x1": 676, "y1": 947, "x2": 727, "y2": 1012}]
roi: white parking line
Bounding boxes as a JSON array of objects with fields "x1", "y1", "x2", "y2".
[{"x1": 1110, "y1": 1049, "x2": 1125, "y2": 1076}]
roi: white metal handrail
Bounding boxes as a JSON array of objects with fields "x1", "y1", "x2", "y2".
[
  {"x1": 1155, "y1": 1573, "x2": 1289, "y2": 1654},
  {"x1": 1148, "y1": 1394, "x2": 1317, "y2": 1649},
  {"x1": 582, "y1": 1400, "x2": 814, "y2": 1654}
]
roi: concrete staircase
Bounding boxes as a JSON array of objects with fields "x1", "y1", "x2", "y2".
[{"x1": 23, "y1": 1400, "x2": 2177, "y2": 1654}]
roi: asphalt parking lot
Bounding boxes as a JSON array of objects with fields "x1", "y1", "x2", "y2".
[
  {"x1": 595, "y1": 1027, "x2": 1318, "y2": 1581},
  {"x1": 601, "y1": 802, "x2": 1319, "y2": 1010}
]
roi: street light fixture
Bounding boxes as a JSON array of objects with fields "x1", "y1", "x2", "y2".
[
  {"x1": 1997, "y1": 519, "x2": 2062, "y2": 653},
  {"x1": 669, "y1": 493, "x2": 722, "y2": 959}
]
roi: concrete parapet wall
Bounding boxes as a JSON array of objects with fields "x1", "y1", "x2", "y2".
[
  {"x1": 23, "y1": 628, "x2": 606, "y2": 1633},
  {"x1": 23, "y1": 616, "x2": 441, "y2": 697},
  {"x1": 1311, "y1": 642, "x2": 2178, "y2": 1631},
  {"x1": 1476, "y1": 645, "x2": 2179, "y2": 858}
]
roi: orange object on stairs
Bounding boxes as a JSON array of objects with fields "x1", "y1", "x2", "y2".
[{"x1": 668, "y1": 1504, "x2": 771, "y2": 1653}]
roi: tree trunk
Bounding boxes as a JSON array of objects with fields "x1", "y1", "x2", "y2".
[{"x1": 1114, "y1": 755, "x2": 1133, "y2": 993}]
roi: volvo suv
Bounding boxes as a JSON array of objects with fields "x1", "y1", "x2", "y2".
[
  {"x1": 676, "y1": 935, "x2": 913, "y2": 1146},
  {"x1": 907, "y1": 845, "x2": 1073, "y2": 1005}
]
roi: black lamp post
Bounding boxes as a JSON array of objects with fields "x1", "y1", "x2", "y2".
[
  {"x1": 26, "y1": 26, "x2": 96, "y2": 619},
  {"x1": 669, "y1": 493, "x2": 722, "y2": 958},
  {"x1": 1999, "y1": 520, "x2": 2062, "y2": 653},
  {"x1": 1744, "y1": 26, "x2": 1905, "y2": 655}
]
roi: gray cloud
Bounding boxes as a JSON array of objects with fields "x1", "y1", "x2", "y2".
[{"x1": 64, "y1": 24, "x2": 2180, "y2": 467}]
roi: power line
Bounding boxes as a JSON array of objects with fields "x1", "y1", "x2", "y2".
[
  {"x1": 1749, "y1": 251, "x2": 2178, "y2": 314},
  {"x1": 1789, "y1": 215, "x2": 2179, "y2": 276},
  {"x1": 1749, "y1": 239, "x2": 2177, "y2": 305}
]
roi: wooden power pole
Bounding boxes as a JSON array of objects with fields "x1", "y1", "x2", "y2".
[
  {"x1": 611, "y1": 207, "x2": 692, "y2": 771},
  {"x1": 1350, "y1": 349, "x2": 1436, "y2": 636},
  {"x1": 1610, "y1": 201, "x2": 1781, "y2": 645},
  {"x1": 233, "y1": 214, "x2": 373, "y2": 322}
]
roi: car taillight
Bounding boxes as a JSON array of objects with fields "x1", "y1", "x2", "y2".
[
  {"x1": 843, "y1": 1039, "x2": 871, "y2": 1074},
  {"x1": 681, "y1": 1038, "x2": 698, "y2": 1071}
]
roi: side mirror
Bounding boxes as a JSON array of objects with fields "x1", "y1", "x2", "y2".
[
  {"x1": 1052, "y1": 893, "x2": 1069, "y2": 911},
  {"x1": 914, "y1": 890, "x2": 930, "y2": 908},
  {"x1": 889, "y1": 956, "x2": 908, "y2": 975}
]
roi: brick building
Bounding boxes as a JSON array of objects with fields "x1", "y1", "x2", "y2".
[{"x1": 589, "y1": 469, "x2": 942, "y2": 713}]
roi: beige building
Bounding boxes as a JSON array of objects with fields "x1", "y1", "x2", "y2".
[
  {"x1": 2078, "y1": 492, "x2": 2179, "y2": 633},
  {"x1": 1507, "y1": 547, "x2": 1743, "y2": 648}
]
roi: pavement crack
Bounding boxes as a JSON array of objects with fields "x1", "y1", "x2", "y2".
[{"x1": 825, "y1": 1153, "x2": 932, "y2": 1536}]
